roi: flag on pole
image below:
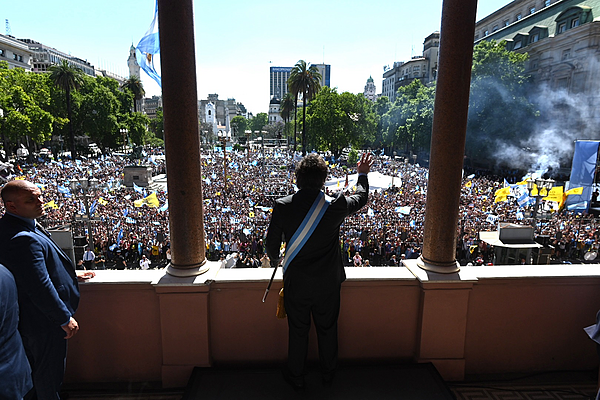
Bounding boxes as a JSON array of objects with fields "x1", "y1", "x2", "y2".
[{"x1": 136, "y1": 1, "x2": 161, "y2": 87}]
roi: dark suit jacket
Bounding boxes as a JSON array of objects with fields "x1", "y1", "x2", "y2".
[
  {"x1": 266, "y1": 175, "x2": 369, "y2": 290},
  {"x1": 0, "y1": 213, "x2": 79, "y2": 334},
  {"x1": 0, "y1": 264, "x2": 32, "y2": 400}
]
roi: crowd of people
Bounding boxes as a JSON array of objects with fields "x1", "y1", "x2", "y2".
[{"x1": 1, "y1": 146, "x2": 599, "y2": 269}]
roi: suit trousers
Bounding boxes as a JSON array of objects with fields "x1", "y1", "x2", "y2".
[
  {"x1": 284, "y1": 282, "x2": 341, "y2": 377},
  {"x1": 22, "y1": 326, "x2": 67, "y2": 400}
]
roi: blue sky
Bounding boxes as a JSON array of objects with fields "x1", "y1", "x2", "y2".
[{"x1": 3, "y1": 0, "x2": 510, "y2": 115}]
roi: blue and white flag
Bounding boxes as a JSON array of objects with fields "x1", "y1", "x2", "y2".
[
  {"x1": 126, "y1": 217, "x2": 137, "y2": 224},
  {"x1": 117, "y1": 228, "x2": 123, "y2": 245},
  {"x1": 136, "y1": 1, "x2": 161, "y2": 87},
  {"x1": 133, "y1": 182, "x2": 144, "y2": 195},
  {"x1": 89, "y1": 200, "x2": 98, "y2": 215},
  {"x1": 159, "y1": 200, "x2": 168, "y2": 212},
  {"x1": 57, "y1": 185, "x2": 71, "y2": 195},
  {"x1": 486, "y1": 214, "x2": 499, "y2": 224}
]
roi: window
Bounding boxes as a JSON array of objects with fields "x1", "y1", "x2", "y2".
[
  {"x1": 531, "y1": 33, "x2": 539, "y2": 43},
  {"x1": 545, "y1": 0, "x2": 551, "y2": 6},
  {"x1": 484, "y1": 29, "x2": 489, "y2": 36},
  {"x1": 493, "y1": 25, "x2": 499, "y2": 32},
  {"x1": 208, "y1": 110, "x2": 211, "y2": 116},
  {"x1": 504, "y1": 20, "x2": 510, "y2": 26},
  {"x1": 530, "y1": 6, "x2": 536, "y2": 14},
  {"x1": 571, "y1": 18, "x2": 579, "y2": 28},
  {"x1": 514, "y1": 40, "x2": 522, "y2": 50},
  {"x1": 516, "y1": 13, "x2": 522, "y2": 20},
  {"x1": 531, "y1": 59, "x2": 538, "y2": 69},
  {"x1": 558, "y1": 22, "x2": 566, "y2": 33},
  {"x1": 562, "y1": 49, "x2": 570, "y2": 60},
  {"x1": 0, "y1": 49, "x2": 4, "y2": 57},
  {"x1": 13, "y1": 53, "x2": 18, "y2": 60},
  {"x1": 18, "y1": 55, "x2": 23, "y2": 62}
]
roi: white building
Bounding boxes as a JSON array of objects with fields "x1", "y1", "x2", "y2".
[
  {"x1": 363, "y1": 76, "x2": 377, "y2": 101},
  {"x1": 18, "y1": 38, "x2": 95, "y2": 76},
  {"x1": 0, "y1": 34, "x2": 31, "y2": 70}
]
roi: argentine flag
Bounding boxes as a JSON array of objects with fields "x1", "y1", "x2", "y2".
[{"x1": 136, "y1": 1, "x2": 161, "y2": 87}]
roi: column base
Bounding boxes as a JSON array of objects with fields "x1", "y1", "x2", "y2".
[
  {"x1": 166, "y1": 259, "x2": 210, "y2": 277},
  {"x1": 416, "y1": 255, "x2": 460, "y2": 274}
]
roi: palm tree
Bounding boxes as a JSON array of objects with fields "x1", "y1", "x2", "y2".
[
  {"x1": 49, "y1": 60, "x2": 84, "y2": 159},
  {"x1": 280, "y1": 92, "x2": 295, "y2": 143},
  {"x1": 122, "y1": 75, "x2": 145, "y2": 113},
  {"x1": 288, "y1": 60, "x2": 321, "y2": 155}
]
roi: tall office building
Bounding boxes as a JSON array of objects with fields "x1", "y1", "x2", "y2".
[
  {"x1": 270, "y1": 66, "x2": 292, "y2": 100},
  {"x1": 313, "y1": 63, "x2": 331, "y2": 87}
]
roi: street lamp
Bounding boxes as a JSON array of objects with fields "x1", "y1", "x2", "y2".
[
  {"x1": 245, "y1": 130, "x2": 252, "y2": 161},
  {"x1": 217, "y1": 130, "x2": 231, "y2": 190},
  {"x1": 526, "y1": 177, "x2": 555, "y2": 231},
  {"x1": 70, "y1": 177, "x2": 99, "y2": 250},
  {"x1": 120, "y1": 128, "x2": 129, "y2": 152}
]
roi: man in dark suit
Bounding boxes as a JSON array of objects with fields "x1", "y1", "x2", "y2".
[
  {"x1": 0, "y1": 180, "x2": 94, "y2": 400},
  {"x1": 266, "y1": 152, "x2": 373, "y2": 391},
  {"x1": 0, "y1": 263, "x2": 32, "y2": 400}
]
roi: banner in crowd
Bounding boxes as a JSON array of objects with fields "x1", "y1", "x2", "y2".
[{"x1": 565, "y1": 140, "x2": 599, "y2": 213}]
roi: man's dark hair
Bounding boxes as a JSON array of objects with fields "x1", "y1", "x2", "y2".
[{"x1": 295, "y1": 154, "x2": 328, "y2": 190}]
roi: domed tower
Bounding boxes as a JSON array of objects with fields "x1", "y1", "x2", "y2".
[
  {"x1": 363, "y1": 76, "x2": 377, "y2": 101},
  {"x1": 128, "y1": 44, "x2": 140, "y2": 78},
  {"x1": 269, "y1": 96, "x2": 282, "y2": 124}
]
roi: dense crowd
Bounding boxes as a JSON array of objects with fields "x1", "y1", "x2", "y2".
[{"x1": 1, "y1": 147, "x2": 599, "y2": 269}]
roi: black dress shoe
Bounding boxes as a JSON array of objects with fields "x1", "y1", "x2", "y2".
[
  {"x1": 322, "y1": 371, "x2": 335, "y2": 387},
  {"x1": 282, "y1": 367, "x2": 306, "y2": 393}
]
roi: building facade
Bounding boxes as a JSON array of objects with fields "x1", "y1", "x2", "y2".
[
  {"x1": 268, "y1": 97, "x2": 282, "y2": 124},
  {"x1": 476, "y1": 0, "x2": 600, "y2": 126},
  {"x1": 143, "y1": 95, "x2": 162, "y2": 119},
  {"x1": 18, "y1": 38, "x2": 95, "y2": 76},
  {"x1": 0, "y1": 34, "x2": 32, "y2": 70},
  {"x1": 269, "y1": 66, "x2": 292, "y2": 101},
  {"x1": 363, "y1": 76, "x2": 377, "y2": 101},
  {"x1": 381, "y1": 32, "x2": 439, "y2": 102},
  {"x1": 313, "y1": 63, "x2": 331, "y2": 87}
]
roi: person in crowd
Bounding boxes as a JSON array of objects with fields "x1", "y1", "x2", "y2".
[
  {"x1": 266, "y1": 152, "x2": 373, "y2": 391},
  {"x1": 0, "y1": 180, "x2": 94, "y2": 400}
]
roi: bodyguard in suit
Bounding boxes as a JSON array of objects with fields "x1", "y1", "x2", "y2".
[
  {"x1": 0, "y1": 180, "x2": 94, "y2": 400},
  {"x1": 266, "y1": 153, "x2": 373, "y2": 391},
  {"x1": 0, "y1": 263, "x2": 32, "y2": 400}
]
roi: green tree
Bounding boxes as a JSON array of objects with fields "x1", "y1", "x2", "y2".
[
  {"x1": 149, "y1": 107, "x2": 164, "y2": 139},
  {"x1": 249, "y1": 112, "x2": 268, "y2": 133},
  {"x1": 288, "y1": 60, "x2": 321, "y2": 154},
  {"x1": 230, "y1": 115, "x2": 248, "y2": 139},
  {"x1": 280, "y1": 92, "x2": 295, "y2": 139},
  {"x1": 78, "y1": 76, "x2": 122, "y2": 150},
  {"x1": 49, "y1": 60, "x2": 85, "y2": 158},
  {"x1": 306, "y1": 87, "x2": 377, "y2": 158},
  {"x1": 0, "y1": 63, "x2": 54, "y2": 157},
  {"x1": 127, "y1": 112, "x2": 151, "y2": 146},
  {"x1": 381, "y1": 80, "x2": 435, "y2": 154},
  {"x1": 466, "y1": 40, "x2": 537, "y2": 162},
  {"x1": 121, "y1": 75, "x2": 145, "y2": 113}
]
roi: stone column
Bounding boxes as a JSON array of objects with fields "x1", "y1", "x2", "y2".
[
  {"x1": 417, "y1": 0, "x2": 478, "y2": 273},
  {"x1": 158, "y1": 0, "x2": 208, "y2": 277}
]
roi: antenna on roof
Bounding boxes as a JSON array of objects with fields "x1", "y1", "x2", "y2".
[{"x1": 5, "y1": 19, "x2": 12, "y2": 36}]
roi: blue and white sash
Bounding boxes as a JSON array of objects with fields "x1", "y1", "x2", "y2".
[{"x1": 281, "y1": 191, "x2": 330, "y2": 274}]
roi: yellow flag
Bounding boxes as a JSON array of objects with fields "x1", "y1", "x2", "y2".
[
  {"x1": 98, "y1": 197, "x2": 108, "y2": 206},
  {"x1": 134, "y1": 199, "x2": 144, "y2": 208},
  {"x1": 516, "y1": 179, "x2": 529, "y2": 185},
  {"x1": 494, "y1": 187, "x2": 510, "y2": 197},
  {"x1": 495, "y1": 195, "x2": 508, "y2": 203},
  {"x1": 543, "y1": 186, "x2": 563, "y2": 203},
  {"x1": 249, "y1": 211, "x2": 255, "y2": 218},
  {"x1": 44, "y1": 200, "x2": 58, "y2": 209},
  {"x1": 14, "y1": 176, "x2": 25, "y2": 180},
  {"x1": 565, "y1": 187, "x2": 584, "y2": 196},
  {"x1": 144, "y1": 192, "x2": 160, "y2": 208},
  {"x1": 465, "y1": 181, "x2": 472, "y2": 188}
]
